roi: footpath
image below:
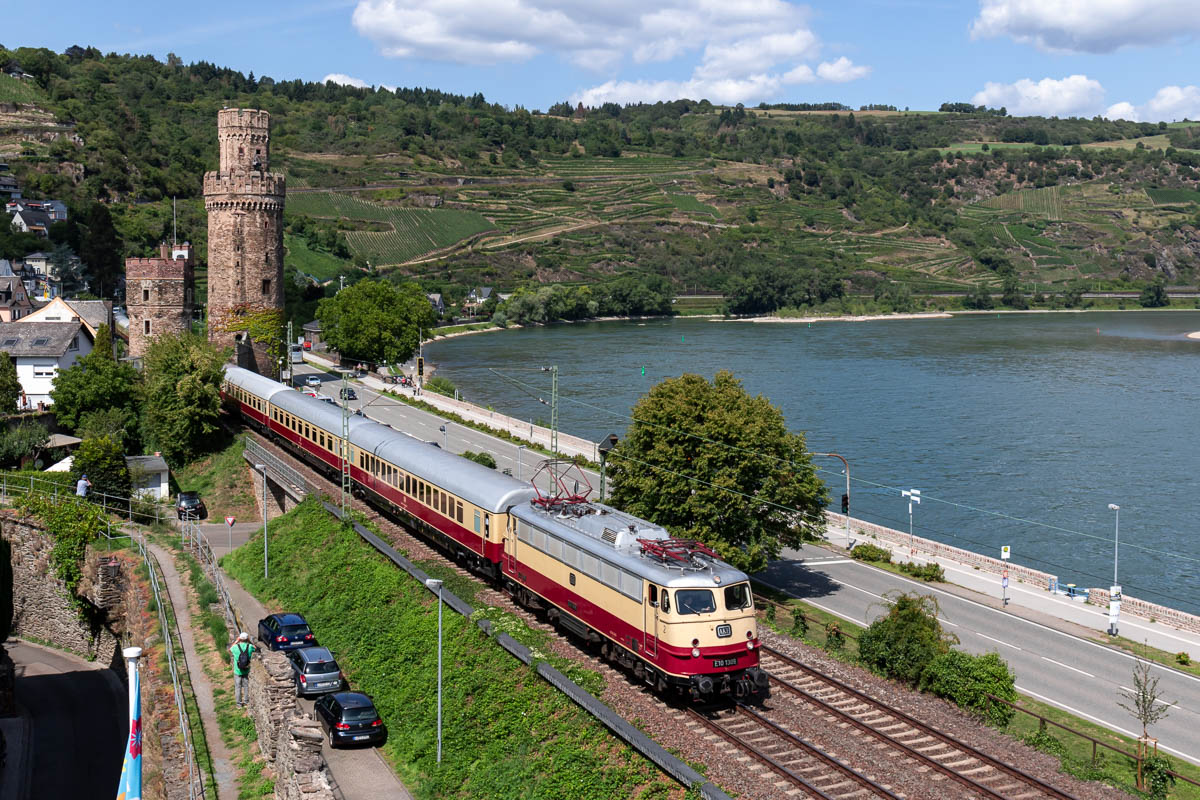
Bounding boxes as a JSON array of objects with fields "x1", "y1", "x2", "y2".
[{"x1": 201, "y1": 523, "x2": 415, "y2": 800}]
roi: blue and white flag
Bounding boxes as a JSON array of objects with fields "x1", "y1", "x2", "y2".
[{"x1": 116, "y1": 651, "x2": 142, "y2": 800}]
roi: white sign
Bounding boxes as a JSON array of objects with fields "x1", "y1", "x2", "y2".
[
  {"x1": 1001, "y1": 545, "x2": 1011, "y2": 560},
  {"x1": 225, "y1": 516, "x2": 236, "y2": 527},
  {"x1": 1001, "y1": 576, "x2": 1008, "y2": 588}
]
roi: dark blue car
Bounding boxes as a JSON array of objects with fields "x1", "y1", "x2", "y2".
[
  {"x1": 314, "y1": 692, "x2": 387, "y2": 748},
  {"x1": 257, "y1": 613, "x2": 316, "y2": 651}
]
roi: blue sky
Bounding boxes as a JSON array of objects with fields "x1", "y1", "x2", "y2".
[{"x1": 7, "y1": 1, "x2": 1200, "y2": 120}]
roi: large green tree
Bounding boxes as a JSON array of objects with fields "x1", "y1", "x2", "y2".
[
  {"x1": 49, "y1": 324, "x2": 140, "y2": 435},
  {"x1": 79, "y1": 203, "x2": 122, "y2": 299},
  {"x1": 141, "y1": 332, "x2": 225, "y2": 465},
  {"x1": 607, "y1": 371, "x2": 826, "y2": 572},
  {"x1": 316, "y1": 279, "x2": 436, "y2": 365},
  {"x1": 73, "y1": 434, "x2": 131, "y2": 501},
  {"x1": 0, "y1": 352, "x2": 21, "y2": 413}
]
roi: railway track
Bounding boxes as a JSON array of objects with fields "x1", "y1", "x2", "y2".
[
  {"x1": 759, "y1": 646, "x2": 1082, "y2": 800},
  {"x1": 686, "y1": 704, "x2": 900, "y2": 799},
  {"x1": 243, "y1": 430, "x2": 1090, "y2": 800}
]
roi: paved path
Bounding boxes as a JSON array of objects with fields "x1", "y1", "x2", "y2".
[
  {"x1": 209, "y1": 545, "x2": 414, "y2": 800},
  {"x1": 148, "y1": 542, "x2": 237, "y2": 800},
  {"x1": 7, "y1": 639, "x2": 124, "y2": 800}
]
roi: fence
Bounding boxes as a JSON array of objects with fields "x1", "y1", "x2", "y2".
[
  {"x1": 178, "y1": 513, "x2": 243, "y2": 633},
  {"x1": 134, "y1": 529, "x2": 207, "y2": 800},
  {"x1": 0, "y1": 471, "x2": 168, "y2": 537}
]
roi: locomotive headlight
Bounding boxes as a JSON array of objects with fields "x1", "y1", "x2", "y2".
[
  {"x1": 747, "y1": 641, "x2": 755, "y2": 650},
  {"x1": 691, "y1": 648, "x2": 700, "y2": 658}
]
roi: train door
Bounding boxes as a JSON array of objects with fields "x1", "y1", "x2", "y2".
[
  {"x1": 503, "y1": 515, "x2": 517, "y2": 575},
  {"x1": 643, "y1": 584, "x2": 659, "y2": 658}
]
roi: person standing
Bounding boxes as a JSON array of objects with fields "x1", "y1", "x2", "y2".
[
  {"x1": 230, "y1": 631, "x2": 256, "y2": 707},
  {"x1": 75, "y1": 474, "x2": 91, "y2": 498}
]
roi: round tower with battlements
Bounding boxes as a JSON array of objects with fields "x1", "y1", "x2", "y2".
[{"x1": 204, "y1": 108, "x2": 285, "y2": 370}]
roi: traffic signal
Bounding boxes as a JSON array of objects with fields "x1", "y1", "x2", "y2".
[
  {"x1": 417, "y1": 357, "x2": 424, "y2": 377},
  {"x1": 841, "y1": 493, "x2": 849, "y2": 515}
]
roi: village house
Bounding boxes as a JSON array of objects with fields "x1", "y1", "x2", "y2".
[
  {"x1": 0, "y1": 320, "x2": 93, "y2": 409},
  {"x1": 0, "y1": 275, "x2": 33, "y2": 321}
]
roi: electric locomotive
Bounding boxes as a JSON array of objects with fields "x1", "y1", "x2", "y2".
[{"x1": 220, "y1": 365, "x2": 768, "y2": 699}]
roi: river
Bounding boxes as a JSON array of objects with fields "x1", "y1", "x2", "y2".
[{"x1": 426, "y1": 311, "x2": 1200, "y2": 614}]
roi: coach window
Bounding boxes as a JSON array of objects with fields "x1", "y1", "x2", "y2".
[
  {"x1": 456, "y1": 501, "x2": 463, "y2": 524},
  {"x1": 473, "y1": 510, "x2": 481, "y2": 533}
]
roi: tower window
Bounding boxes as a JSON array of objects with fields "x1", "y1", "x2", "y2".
[
  {"x1": 144, "y1": 320, "x2": 151, "y2": 335},
  {"x1": 142, "y1": 288, "x2": 150, "y2": 302},
  {"x1": 261, "y1": 279, "x2": 271, "y2": 295}
]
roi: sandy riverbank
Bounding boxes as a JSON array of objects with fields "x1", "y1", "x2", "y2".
[
  {"x1": 1188, "y1": 331, "x2": 1200, "y2": 339},
  {"x1": 741, "y1": 312, "x2": 953, "y2": 324}
]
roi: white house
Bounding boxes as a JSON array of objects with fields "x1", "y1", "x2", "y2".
[
  {"x1": 126, "y1": 454, "x2": 170, "y2": 500},
  {"x1": 0, "y1": 320, "x2": 92, "y2": 409}
]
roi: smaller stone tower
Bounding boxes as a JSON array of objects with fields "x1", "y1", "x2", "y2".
[{"x1": 125, "y1": 242, "x2": 194, "y2": 358}]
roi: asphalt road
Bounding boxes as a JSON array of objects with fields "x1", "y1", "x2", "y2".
[
  {"x1": 290, "y1": 363, "x2": 1200, "y2": 766},
  {"x1": 9, "y1": 639, "x2": 125, "y2": 799},
  {"x1": 759, "y1": 545, "x2": 1200, "y2": 766}
]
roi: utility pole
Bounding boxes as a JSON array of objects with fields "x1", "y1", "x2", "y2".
[
  {"x1": 542, "y1": 365, "x2": 558, "y2": 456},
  {"x1": 341, "y1": 369, "x2": 351, "y2": 518}
]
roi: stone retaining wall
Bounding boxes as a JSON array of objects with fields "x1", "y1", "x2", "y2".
[
  {"x1": 1085, "y1": 588, "x2": 1200, "y2": 636},
  {"x1": 247, "y1": 650, "x2": 334, "y2": 800}
]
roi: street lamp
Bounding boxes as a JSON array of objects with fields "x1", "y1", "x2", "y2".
[
  {"x1": 255, "y1": 464, "x2": 268, "y2": 579},
  {"x1": 425, "y1": 578, "x2": 444, "y2": 763},
  {"x1": 516, "y1": 445, "x2": 526, "y2": 481},
  {"x1": 902, "y1": 489, "x2": 921, "y2": 555},
  {"x1": 597, "y1": 434, "x2": 618, "y2": 502},
  {"x1": 812, "y1": 452, "x2": 850, "y2": 544},
  {"x1": 439, "y1": 424, "x2": 447, "y2": 449},
  {"x1": 1108, "y1": 503, "x2": 1121, "y2": 636}
]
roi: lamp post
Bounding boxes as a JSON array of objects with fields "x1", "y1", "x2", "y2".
[
  {"x1": 812, "y1": 452, "x2": 850, "y2": 544},
  {"x1": 439, "y1": 424, "x2": 447, "y2": 449},
  {"x1": 255, "y1": 464, "x2": 268, "y2": 579},
  {"x1": 597, "y1": 434, "x2": 618, "y2": 501},
  {"x1": 1108, "y1": 503, "x2": 1121, "y2": 636},
  {"x1": 516, "y1": 445, "x2": 526, "y2": 481},
  {"x1": 902, "y1": 488, "x2": 921, "y2": 555},
  {"x1": 425, "y1": 578, "x2": 444, "y2": 763}
]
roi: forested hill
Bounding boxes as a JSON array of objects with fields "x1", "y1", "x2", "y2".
[{"x1": 4, "y1": 44, "x2": 1200, "y2": 318}]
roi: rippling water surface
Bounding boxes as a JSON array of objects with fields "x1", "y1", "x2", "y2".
[{"x1": 427, "y1": 312, "x2": 1200, "y2": 613}]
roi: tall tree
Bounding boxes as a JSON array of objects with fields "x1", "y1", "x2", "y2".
[
  {"x1": 73, "y1": 435, "x2": 130, "y2": 500},
  {"x1": 50, "y1": 328, "x2": 140, "y2": 434},
  {"x1": 78, "y1": 203, "x2": 122, "y2": 299},
  {"x1": 608, "y1": 371, "x2": 826, "y2": 572},
  {"x1": 0, "y1": 352, "x2": 21, "y2": 413},
  {"x1": 316, "y1": 279, "x2": 436, "y2": 365},
  {"x1": 141, "y1": 332, "x2": 225, "y2": 465}
]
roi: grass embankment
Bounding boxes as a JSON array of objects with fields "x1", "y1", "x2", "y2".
[
  {"x1": 284, "y1": 234, "x2": 347, "y2": 283},
  {"x1": 173, "y1": 433, "x2": 258, "y2": 521},
  {"x1": 753, "y1": 583, "x2": 1200, "y2": 797},
  {"x1": 222, "y1": 499, "x2": 689, "y2": 800}
]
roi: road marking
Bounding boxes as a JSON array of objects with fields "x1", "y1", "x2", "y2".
[
  {"x1": 975, "y1": 632, "x2": 1020, "y2": 650},
  {"x1": 1041, "y1": 656, "x2": 1094, "y2": 678},
  {"x1": 802, "y1": 558, "x2": 853, "y2": 565},
  {"x1": 1016, "y1": 685, "x2": 1199, "y2": 765},
  {"x1": 1119, "y1": 687, "x2": 1176, "y2": 707}
]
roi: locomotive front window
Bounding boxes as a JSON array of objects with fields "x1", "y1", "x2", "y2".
[
  {"x1": 675, "y1": 589, "x2": 715, "y2": 615},
  {"x1": 724, "y1": 583, "x2": 752, "y2": 611}
]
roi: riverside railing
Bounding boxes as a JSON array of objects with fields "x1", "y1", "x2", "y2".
[{"x1": 134, "y1": 529, "x2": 207, "y2": 800}]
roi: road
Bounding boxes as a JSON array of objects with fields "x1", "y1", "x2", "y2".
[
  {"x1": 8, "y1": 639, "x2": 125, "y2": 800},
  {"x1": 289, "y1": 362, "x2": 1200, "y2": 766},
  {"x1": 759, "y1": 545, "x2": 1200, "y2": 766}
]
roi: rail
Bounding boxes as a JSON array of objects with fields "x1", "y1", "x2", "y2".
[
  {"x1": 133, "y1": 530, "x2": 207, "y2": 800},
  {"x1": 0, "y1": 472, "x2": 166, "y2": 537}
]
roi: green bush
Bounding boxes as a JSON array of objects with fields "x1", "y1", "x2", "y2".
[
  {"x1": 918, "y1": 650, "x2": 1016, "y2": 726},
  {"x1": 899, "y1": 561, "x2": 945, "y2": 582},
  {"x1": 1143, "y1": 755, "x2": 1176, "y2": 800},
  {"x1": 851, "y1": 543, "x2": 891, "y2": 563},
  {"x1": 1022, "y1": 727, "x2": 1067, "y2": 757},
  {"x1": 461, "y1": 450, "x2": 497, "y2": 469},
  {"x1": 1176, "y1": 651, "x2": 1191, "y2": 666},
  {"x1": 790, "y1": 608, "x2": 807, "y2": 638},
  {"x1": 425, "y1": 376, "x2": 457, "y2": 398},
  {"x1": 858, "y1": 592, "x2": 954, "y2": 685}
]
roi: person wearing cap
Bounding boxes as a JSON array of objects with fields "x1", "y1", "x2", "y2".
[
  {"x1": 75, "y1": 473, "x2": 91, "y2": 498},
  {"x1": 230, "y1": 631, "x2": 256, "y2": 707}
]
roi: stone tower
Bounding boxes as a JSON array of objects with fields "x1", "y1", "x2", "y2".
[
  {"x1": 203, "y1": 108, "x2": 285, "y2": 370},
  {"x1": 125, "y1": 242, "x2": 194, "y2": 358}
]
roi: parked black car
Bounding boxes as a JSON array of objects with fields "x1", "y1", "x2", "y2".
[
  {"x1": 176, "y1": 492, "x2": 206, "y2": 520},
  {"x1": 286, "y1": 647, "x2": 344, "y2": 697},
  {"x1": 339, "y1": 387, "x2": 357, "y2": 401},
  {"x1": 314, "y1": 692, "x2": 387, "y2": 748},
  {"x1": 257, "y1": 613, "x2": 316, "y2": 651}
]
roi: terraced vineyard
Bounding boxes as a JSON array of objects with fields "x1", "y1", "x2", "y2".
[
  {"x1": 978, "y1": 185, "x2": 1064, "y2": 220},
  {"x1": 539, "y1": 155, "x2": 711, "y2": 177},
  {"x1": 0, "y1": 74, "x2": 47, "y2": 104},
  {"x1": 286, "y1": 191, "x2": 494, "y2": 265}
]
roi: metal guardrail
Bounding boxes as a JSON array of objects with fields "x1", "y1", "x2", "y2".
[
  {"x1": 179, "y1": 513, "x2": 243, "y2": 634},
  {"x1": 133, "y1": 529, "x2": 207, "y2": 800},
  {"x1": 0, "y1": 472, "x2": 166, "y2": 539},
  {"x1": 243, "y1": 438, "x2": 314, "y2": 499}
]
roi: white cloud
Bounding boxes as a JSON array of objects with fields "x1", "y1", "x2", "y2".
[
  {"x1": 970, "y1": 0, "x2": 1200, "y2": 53},
  {"x1": 816, "y1": 57, "x2": 871, "y2": 83},
  {"x1": 971, "y1": 75, "x2": 1105, "y2": 117},
  {"x1": 1104, "y1": 101, "x2": 1139, "y2": 122},
  {"x1": 323, "y1": 73, "x2": 370, "y2": 88},
  {"x1": 1105, "y1": 85, "x2": 1200, "y2": 122},
  {"x1": 352, "y1": 0, "x2": 871, "y2": 105}
]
